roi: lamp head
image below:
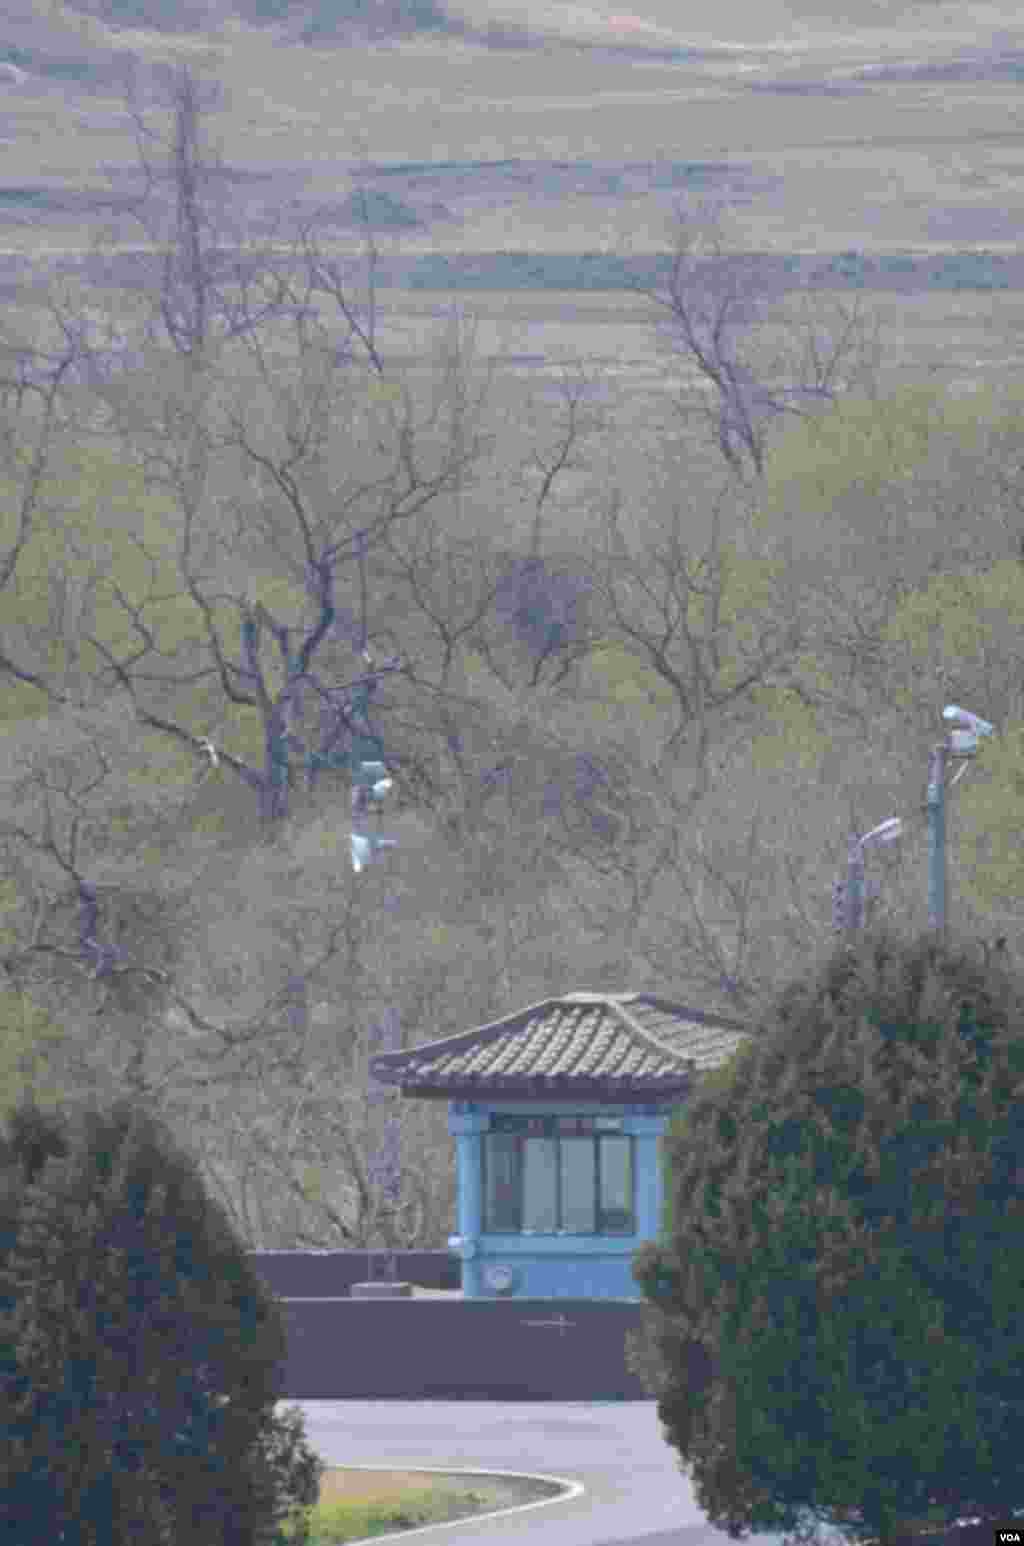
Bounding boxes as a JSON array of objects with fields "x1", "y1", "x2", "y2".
[
  {"x1": 861, "y1": 816, "x2": 903, "y2": 848},
  {"x1": 353, "y1": 760, "x2": 394, "y2": 799},
  {"x1": 356, "y1": 759, "x2": 388, "y2": 782},
  {"x1": 350, "y1": 832, "x2": 399, "y2": 874},
  {"x1": 943, "y1": 704, "x2": 994, "y2": 752}
]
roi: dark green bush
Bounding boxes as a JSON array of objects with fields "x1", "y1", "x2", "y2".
[
  {"x1": 0, "y1": 1090, "x2": 323, "y2": 1545},
  {"x1": 632, "y1": 924, "x2": 1024, "y2": 1546}
]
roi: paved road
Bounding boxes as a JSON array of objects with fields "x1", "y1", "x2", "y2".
[{"x1": 278, "y1": 1399, "x2": 814, "y2": 1546}]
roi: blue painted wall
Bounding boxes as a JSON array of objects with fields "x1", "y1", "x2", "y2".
[{"x1": 447, "y1": 1099, "x2": 672, "y2": 1299}]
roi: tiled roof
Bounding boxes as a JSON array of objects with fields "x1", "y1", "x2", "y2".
[{"x1": 369, "y1": 991, "x2": 751, "y2": 1102}]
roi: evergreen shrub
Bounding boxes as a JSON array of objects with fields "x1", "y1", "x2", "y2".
[
  {"x1": 0, "y1": 1090, "x2": 323, "y2": 1545},
  {"x1": 630, "y1": 925, "x2": 1024, "y2": 1546}
]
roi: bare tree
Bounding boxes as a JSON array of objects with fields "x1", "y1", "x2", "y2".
[
  {"x1": 545, "y1": 459, "x2": 823, "y2": 1009},
  {"x1": 38, "y1": 61, "x2": 496, "y2": 843},
  {"x1": 631, "y1": 197, "x2": 883, "y2": 485},
  {"x1": 0, "y1": 63, "x2": 629, "y2": 1250},
  {"x1": 0, "y1": 291, "x2": 98, "y2": 711}
]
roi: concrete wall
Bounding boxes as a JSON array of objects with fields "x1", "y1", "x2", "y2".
[
  {"x1": 266, "y1": 1297, "x2": 710, "y2": 1401},
  {"x1": 247, "y1": 1249, "x2": 460, "y2": 1298}
]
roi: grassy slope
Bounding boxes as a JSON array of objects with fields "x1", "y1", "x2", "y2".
[{"x1": 281, "y1": 1466, "x2": 564, "y2": 1542}]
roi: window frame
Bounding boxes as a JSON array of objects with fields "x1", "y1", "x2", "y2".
[{"x1": 482, "y1": 1129, "x2": 635, "y2": 1236}]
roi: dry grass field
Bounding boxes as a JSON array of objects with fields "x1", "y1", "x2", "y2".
[
  {"x1": 7, "y1": 0, "x2": 1022, "y2": 248},
  {"x1": 317, "y1": 1468, "x2": 474, "y2": 1501},
  {"x1": 0, "y1": 0, "x2": 1022, "y2": 536}
]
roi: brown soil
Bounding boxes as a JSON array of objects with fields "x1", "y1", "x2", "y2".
[{"x1": 318, "y1": 1470, "x2": 463, "y2": 1503}]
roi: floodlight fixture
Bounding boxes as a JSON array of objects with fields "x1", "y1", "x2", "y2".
[
  {"x1": 351, "y1": 833, "x2": 399, "y2": 874},
  {"x1": 354, "y1": 759, "x2": 393, "y2": 796},
  {"x1": 943, "y1": 704, "x2": 995, "y2": 756},
  {"x1": 859, "y1": 816, "x2": 903, "y2": 849},
  {"x1": 943, "y1": 704, "x2": 995, "y2": 736}
]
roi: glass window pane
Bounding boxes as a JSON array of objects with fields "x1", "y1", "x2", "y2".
[
  {"x1": 599, "y1": 1136, "x2": 634, "y2": 1234},
  {"x1": 484, "y1": 1134, "x2": 521, "y2": 1231},
  {"x1": 560, "y1": 1137, "x2": 596, "y2": 1233},
  {"x1": 522, "y1": 1137, "x2": 558, "y2": 1232}
]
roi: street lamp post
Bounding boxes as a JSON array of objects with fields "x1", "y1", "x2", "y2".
[
  {"x1": 349, "y1": 661, "x2": 399, "y2": 875},
  {"x1": 832, "y1": 706, "x2": 995, "y2": 941},
  {"x1": 351, "y1": 759, "x2": 399, "y2": 873},
  {"x1": 835, "y1": 817, "x2": 904, "y2": 933},
  {"x1": 928, "y1": 704, "x2": 995, "y2": 941}
]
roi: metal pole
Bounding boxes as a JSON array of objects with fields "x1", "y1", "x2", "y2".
[
  {"x1": 927, "y1": 743, "x2": 947, "y2": 940},
  {"x1": 846, "y1": 834, "x2": 865, "y2": 931}
]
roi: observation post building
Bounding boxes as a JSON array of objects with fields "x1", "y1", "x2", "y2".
[{"x1": 369, "y1": 991, "x2": 749, "y2": 1299}]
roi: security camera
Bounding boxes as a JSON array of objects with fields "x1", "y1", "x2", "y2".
[
  {"x1": 350, "y1": 833, "x2": 399, "y2": 874},
  {"x1": 943, "y1": 705, "x2": 994, "y2": 738},
  {"x1": 355, "y1": 761, "x2": 394, "y2": 800}
]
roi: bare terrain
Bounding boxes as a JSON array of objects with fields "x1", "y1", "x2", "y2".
[
  {"x1": 0, "y1": 0, "x2": 1017, "y2": 596},
  {"x1": 0, "y1": 0, "x2": 1020, "y2": 416}
]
